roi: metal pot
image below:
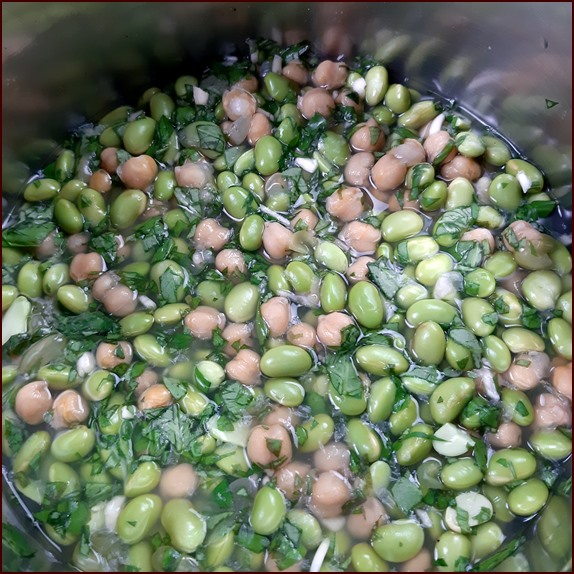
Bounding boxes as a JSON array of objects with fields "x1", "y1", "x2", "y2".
[{"x1": 2, "y1": 2, "x2": 572, "y2": 571}]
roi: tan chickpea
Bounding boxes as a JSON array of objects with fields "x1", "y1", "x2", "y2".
[
  {"x1": 134, "y1": 368, "x2": 159, "y2": 396},
  {"x1": 265, "y1": 555, "x2": 302, "y2": 572},
  {"x1": 137, "y1": 384, "x2": 173, "y2": 410},
  {"x1": 291, "y1": 209, "x2": 319, "y2": 231},
  {"x1": 215, "y1": 249, "x2": 247, "y2": 279},
  {"x1": 344, "y1": 152, "x2": 375, "y2": 187},
  {"x1": 338, "y1": 221, "x2": 381, "y2": 254},
  {"x1": 184, "y1": 306, "x2": 226, "y2": 340},
  {"x1": 286, "y1": 323, "x2": 317, "y2": 349},
  {"x1": 193, "y1": 218, "x2": 232, "y2": 251},
  {"x1": 118, "y1": 155, "x2": 158, "y2": 190},
  {"x1": 386, "y1": 190, "x2": 419, "y2": 213},
  {"x1": 486, "y1": 422, "x2": 522, "y2": 449},
  {"x1": 460, "y1": 228, "x2": 495, "y2": 254},
  {"x1": 89, "y1": 169, "x2": 112, "y2": 194},
  {"x1": 316, "y1": 312, "x2": 354, "y2": 347},
  {"x1": 102, "y1": 285, "x2": 137, "y2": 317},
  {"x1": 423, "y1": 130, "x2": 456, "y2": 164},
  {"x1": 275, "y1": 461, "x2": 311, "y2": 500},
  {"x1": 175, "y1": 160, "x2": 213, "y2": 189},
  {"x1": 310, "y1": 471, "x2": 352, "y2": 518},
  {"x1": 336, "y1": 89, "x2": 364, "y2": 113},
  {"x1": 534, "y1": 393, "x2": 572, "y2": 429},
  {"x1": 15, "y1": 381, "x2": 52, "y2": 425},
  {"x1": 92, "y1": 271, "x2": 119, "y2": 301},
  {"x1": 326, "y1": 186, "x2": 365, "y2": 222},
  {"x1": 100, "y1": 147, "x2": 119, "y2": 174},
  {"x1": 263, "y1": 406, "x2": 300, "y2": 428},
  {"x1": 312, "y1": 59, "x2": 348, "y2": 89},
  {"x1": 346, "y1": 496, "x2": 387, "y2": 539},
  {"x1": 314, "y1": 442, "x2": 350, "y2": 473},
  {"x1": 350, "y1": 119, "x2": 385, "y2": 152},
  {"x1": 263, "y1": 222, "x2": 294, "y2": 260},
  {"x1": 247, "y1": 112, "x2": 272, "y2": 146},
  {"x1": 69, "y1": 252, "x2": 105, "y2": 283},
  {"x1": 502, "y1": 220, "x2": 552, "y2": 255},
  {"x1": 231, "y1": 75, "x2": 258, "y2": 93},
  {"x1": 246, "y1": 424, "x2": 293, "y2": 469},
  {"x1": 50, "y1": 390, "x2": 89, "y2": 429},
  {"x1": 96, "y1": 341, "x2": 133, "y2": 369},
  {"x1": 66, "y1": 232, "x2": 90, "y2": 254},
  {"x1": 552, "y1": 362, "x2": 572, "y2": 401},
  {"x1": 225, "y1": 349, "x2": 261, "y2": 386},
  {"x1": 222, "y1": 322, "x2": 254, "y2": 356},
  {"x1": 371, "y1": 154, "x2": 408, "y2": 193},
  {"x1": 498, "y1": 269, "x2": 528, "y2": 297},
  {"x1": 282, "y1": 61, "x2": 309, "y2": 85},
  {"x1": 261, "y1": 297, "x2": 291, "y2": 338},
  {"x1": 222, "y1": 88, "x2": 257, "y2": 121},
  {"x1": 440, "y1": 155, "x2": 482, "y2": 181},
  {"x1": 392, "y1": 139, "x2": 427, "y2": 167},
  {"x1": 504, "y1": 352, "x2": 550, "y2": 391},
  {"x1": 298, "y1": 88, "x2": 335, "y2": 119},
  {"x1": 36, "y1": 231, "x2": 58, "y2": 260},
  {"x1": 159, "y1": 463, "x2": 199, "y2": 499},
  {"x1": 400, "y1": 549, "x2": 433, "y2": 572},
  {"x1": 346, "y1": 256, "x2": 375, "y2": 284},
  {"x1": 116, "y1": 236, "x2": 132, "y2": 260}
]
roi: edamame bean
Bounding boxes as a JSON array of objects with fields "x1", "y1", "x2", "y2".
[
  {"x1": 415, "y1": 254, "x2": 453, "y2": 287},
  {"x1": 346, "y1": 419, "x2": 382, "y2": 462},
  {"x1": 461, "y1": 297, "x2": 497, "y2": 337},
  {"x1": 389, "y1": 397, "x2": 418, "y2": 436},
  {"x1": 251, "y1": 485, "x2": 286, "y2": 535},
  {"x1": 381, "y1": 210, "x2": 424, "y2": 243},
  {"x1": 264, "y1": 72, "x2": 290, "y2": 101},
  {"x1": 435, "y1": 532, "x2": 472, "y2": 572},
  {"x1": 485, "y1": 449, "x2": 536, "y2": 485},
  {"x1": 420, "y1": 179, "x2": 448, "y2": 211},
  {"x1": 123, "y1": 117, "x2": 156, "y2": 155},
  {"x1": 537, "y1": 496, "x2": 571, "y2": 561},
  {"x1": 119, "y1": 312, "x2": 154, "y2": 337},
  {"x1": 260, "y1": 346, "x2": 312, "y2": 377},
  {"x1": 222, "y1": 186, "x2": 258, "y2": 220},
  {"x1": 82, "y1": 370, "x2": 115, "y2": 402},
  {"x1": 110, "y1": 189, "x2": 148, "y2": 229},
  {"x1": 196, "y1": 280, "x2": 227, "y2": 311},
  {"x1": 150, "y1": 260, "x2": 187, "y2": 303},
  {"x1": 57, "y1": 285, "x2": 90, "y2": 314},
  {"x1": 51, "y1": 426, "x2": 95, "y2": 462},
  {"x1": 286, "y1": 510, "x2": 322, "y2": 549},
  {"x1": 224, "y1": 282, "x2": 259, "y2": 322},
  {"x1": 37, "y1": 364, "x2": 81, "y2": 390},
  {"x1": 355, "y1": 345, "x2": 409, "y2": 375},
  {"x1": 485, "y1": 252, "x2": 517, "y2": 279},
  {"x1": 320, "y1": 272, "x2": 347, "y2": 312},
  {"x1": 547, "y1": 317, "x2": 572, "y2": 359},
  {"x1": 507, "y1": 478, "x2": 548, "y2": 516},
  {"x1": 298, "y1": 414, "x2": 335, "y2": 453},
  {"x1": 348, "y1": 282, "x2": 384, "y2": 328},
  {"x1": 233, "y1": 149, "x2": 255, "y2": 176},
  {"x1": 430, "y1": 377, "x2": 475, "y2": 424},
  {"x1": 54, "y1": 199, "x2": 84, "y2": 234},
  {"x1": 464, "y1": 268, "x2": 496, "y2": 298},
  {"x1": 556, "y1": 290, "x2": 572, "y2": 324},
  {"x1": 501, "y1": 327, "x2": 545, "y2": 353},
  {"x1": 482, "y1": 136, "x2": 511, "y2": 166},
  {"x1": 78, "y1": 188, "x2": 107, "y2": 227},
  {"x1": 471, "y1": 522, "x2": 504, "y2": 561},
  {"x1": 13, "y1": 431, "x2": 51, "y2": 475},
  {"x1": 455, "y1": 132, "x2": 485, "y2": 158},
  {"x1": 133, "y1": 334, "x2": 172, "y2": 367},
  {"x1": 488, "y1": 174, "x2": 522, "y2": 211},
  {"x1": 385, "y1": 83, "x2": 410, "y2": 114},
  {"x1": 154, "y1": 170, "x2": 176, "y2": 201},
  {"x1": 255, "y1": 136, "x2": 282, "y2": 176},
  {"x1": 372, "y1": 521, "x2": 424, "y2": 562},
  {"x1": 406, "y1": 299, "x2": 457, "y2": 327},
  {"x1": 482, "y1": 335, "x2": 512, "y2": 373},
  {"x1": 441, "y1": 458, "x2": 483, "y2": 490},
  {"x1": 506, "y1": 159, "x2": 544, "y2": 194},
  {"x1": 521, "y1": 270, "x2": 562, "y2": 311},
  {"x1": 411, "y1": 321, "x2": 446, "y2": 365},
  {"x1": 501, "y1": 388, "x2": 534, "y2": 426},
  {"x1": 264, "y1": 378, "x2": 305, "y2": 407},
  {"x1": 17, "y1": 261, "x2": 43, "y2": 299},
  {"x1": 160, "y1": 498, "x2": 206, "y2": 553},
  {"x1": 367, "y1": 377, "x2": 396, "y2": 423},
  {"x1": 206, "y1": 528, "x2": 235, "y2": 568},
  {"x1": 154, "y1": 303, "x2": 190, "y2": 325},
  {"x1": 240, "y1": 214, "x2": 265, "y2": 251},
  {"x1": 446, "y1": 178, "x2": 475, "y2": 209},
  {"x1": 351, "y1": 543, "x2": 390, "y2": 572},
  {"x1": 314, "y1": 242, "x2": 348, "y2": 273},
  {"x1": 396, "y1": 236, "x2": 439, "y2": 263},
  {"x1": 23, "y1": 178, "x2": 60, "y2": 202},
  {"x1": 529, "y1": 429, "x2": 572, "y2": 460},
  {"x1": 117, "y1": 494, "x2": 163, "y2": 544},
  {"x1": 125, "y1": 462, "x2": 161, "y2": 497},
  {"x1": 150, "y1": 92, "x2": 175, "y2": 121},
  {"x1": 126, "y1": 542, "x2": 154, "y2": 573},
  {"x1": 395, "y1": 423, "x2": 433, "y2": 466},
  {"x1": 398, "y1": 100, "x2": 439, "y2": 129},
  {"x1": 42, "y1": 263, "x2": 70, "y2": 296},
  {"x1": 285, "y1": 261, "x2": 316, "y2": 293},
  {"x1": 446, "y1": 337, "x2": 474, "y2": 372},
  {"x1": 2, "y1": 285, "x2": 19, "y2": 311}
]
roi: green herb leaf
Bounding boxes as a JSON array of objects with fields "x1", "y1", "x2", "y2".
[
  {"x1": 470, "y1": 535, "x2": 526, "y2": 571},
  {"x1": 473, "y1": 440, "x2": 488, "y2": 472},
  {"x1": 368, "y1": 257, "x2": 409, "y2": 299},
  {"x1": 390, "y1": 476, "x2": 423, "y2": 514},
  {"x1": 462, "y1": 397, "x2": 500, "y2": 430},
  {"x1": 449, "y1": 327, "x2": 482, "y2": 368},
  {"x1": 56, "y1": 312, "x2": 120, "y2": 338},
  {"x1": 2, "y1": 523, "x2": 35, "y2": 558},
  {"x1": 211, "y1": 479, "x2": 233, "y2": 509},
  {"x1": 236, "y1": 525, "x2": 269, "y2": 553},
  {"x1": 515, "y1": 400, "x2": 530, "y2": 417},
  {"x1": 2, "y1": 204, "x2": 55, "y2": 248},
  {"x1": 163, "y1": 377, "x2": 188, "y2": 400}
]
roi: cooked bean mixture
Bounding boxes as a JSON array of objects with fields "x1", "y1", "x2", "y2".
[{"x1": 2, "y1": 39, "x2": 572, "y2": 572}]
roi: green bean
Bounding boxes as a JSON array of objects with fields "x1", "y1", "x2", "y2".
[
  {"x1": 60, "y1": 179, "x2": 87, "y2": 201},
  {"x1": 389, "y1": 397, "x2": 418, "y2": 436},
  {"x1": 133, "y1": 334, "x2": 172, "y2": 367},
  {"x1": 549, "y1": 239, "x2": 572, "y2": 275},
  {"x1": 150, "y1": 92, "x2": 175, "y2": 120},
  {"x1": 406, "y1": 298, "x2": 457, "y2": 327},
  {"x1": 446, "y1": 177, "x2": 475, "y2": 209},
  {"x1": 471, "y1": 522, "x2": 504, "y2": 561},
  {"x1": 556, "y1": 290, "x2": 572, "y2": 324},
  {"x1": 154, "y1": 170, "x2": 176, "y2": 201},
  {"x1": 179, "y1": 387, "x2": 210, "y2": 416},
  {"x1": 464, "y1": 268, "x2": 496, "y2": 298},
  {"x1": 455, "y1": 132, "x2": 485, "y2": 158},
  {"x1": 372, "y1": 521, "x2": 424, "y2": 562},
  {"x1": 398, "y1": 100, "x2": 439, "y2": 129},
  {"x1": 346, "y1": 419, "x2": 382, "y2": 462},
  {"x1": 482, "y1": 484, "x2": 514, "y2": 523},
  {"x1": 119, "y1": 312, "x2": 154, "y2": 337},
  {"x1": 239, "y1": 214, "x2": 265, "y2": 251},
  {"x1": 160, "y1": 498, "x2": 206, "y2": 553},
  {"x1": 384, "y1": 84, "x2": 411, "y2": 114},
  {"x1": 348, "y1": 281, "x2": 384, "y2": 328},
  {"x1": 125, "y1": 461, "x2": 161, "y2": 497},
  {"x1": 264, "y1": 72, "x2": 291, "y2": 102},
  {"x1": 254, "y1": 135, "x2": 282, "y2": 176},
  {"x1": 174, "y1": 75, "x2": 197, "y2": 97},
  {"x1": 395, "y1": 423, "x2": 433, "y2": 466},
  {"x1": 367, "y1": 377, "x2": 396, "y2": 423},
  {"x1": 365, "y1": 66, "x2": 389, "y2": 106},
  {"x1": 484, "y1": 251, "x2": 517, "y2": 279},
  {"x1": 82, "y1": 370, "x2": 115, "y2": 402},
  {"x1": 260, "y1": 345, "x2": 312, "y2": 378},
  {"x1": 206, "y1": 528, "x2": 235, "y2": 568},
  {"x1": 396, "y1": 236, "x2": 439, "y2": 263},
  {"x1": 476, "y1": 205, "x2": 505, "y2": 230},
  {"x1": 42, "y1": 263, "x2": 70, "y2": 296},
  {"x1": 150, "y1": 260, "x2": 186, "y2": 302},
  {"x1": 482, "y1": 335, "x2": 512, "y2": 373},
  {"x1": 521, "y1": 270, "x2": 562, "y2": 311},
  {"x1": 251, "y1": 485, "x2": 286, "y2": 535},
  {"x1": 314, "y1": 242, "x2": 348, "y2": 273},
  {"x1": 420, "y1": 179, "x2": 448, "y2": 211},
  {"x1": 505, "y1": 158, "x2": 544, "y2": 194},
  {"x1": 482, "y1": 136, "x2": 511, "y2": 166},
  {"x1": 285, "y1": 261, "x2": 317, "y2": 294},
  {"x1": 501, "y1": 327, "x2": 545, "y2": 353},
  {"x1": 411, "y1": 320, "x2": 446, "y2": 365},
  {"x1": 13, "y1": 431, "x2": 51, "y2": 475},
  {"x1": 37, "y1": 364, "x2": 81, "y2": 390},
  {"x1": 126, "y1": 542, "x2": 154, "y2": 573},
  {"x1": 415, "y1": 254, "x2": 453, "y2": 287},
  {"x1": 77, "y1": 187, "x2": 107, "y2": 227},
  {"x1": 286, "y1": 510, "x2": 322, "y2": 550},
  {"x1": 154, "y1": 303, "x2": 191, "y2": 325},
  {"x1": 117, "y1": 494, "x2": 163, "y2": 544},
  {"x1": 485, "y1": 448, "x2": 536, "y2": 485},
  {"x1": 110, "y1": 189, "x2": 148, "y2": 229},
  {"x1": 537, "y1": 496, "x2": 571, "y2": 561},
  {"x1": 2, "y1": 285, "x2": 18, "y2": 312}
]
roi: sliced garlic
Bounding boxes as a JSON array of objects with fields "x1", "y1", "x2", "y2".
[{"x1": 433, "y1": 423, "x2": 475, "y2": 457}]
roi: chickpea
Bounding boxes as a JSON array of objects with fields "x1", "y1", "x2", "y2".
[
  {"x1": 504, "y1": 352, "x2": 550, "y2": 391},
  {"x1": 137, "y1": 384, "x2": 173, "y2": 410},
  {"x1": 118, "y1": 155, "x2": 158, "y2": 190},
  {"x1": 486, "y1": 422, "x2": 522, "y2": 449},
  {"x1": 502, "y1": 220, "x2": 552, "y2": 255},
  {"x1": 193, "y1": 218, "x2": 232, "y2": 251},
  {"x1": 102, "y1": 285, "x2": 137, "y2": 317},
  {"x1": 498, "y1": 269, "x2": 528, "y2": 297},
  {"x1": 316, "y1": 312, "x2": 354, "y2": 347},
  {"x1": 100, "y1": 147, "x2": 119, "y2": 174},
  {"x1": 291, "y1": 209, "x2": 319, "y2": 231},
  {"x1": 263, "y1": 222, "x2": 294, "y2": 260},
  {"x1": 66, "y1": 232, "x2": 90, "y2": 254},
  {"x1": 36, "y1": 231, "x2": 58, "y2": 260},
  {"x1": 89, "y1": 169, "x2": 112, "y2": 194},
  {"x1": 265, "y1": 555, "x2": 302, "y2": 572},
  {"x1": 344, "y1": 152, "x2": 375, "y2": 187},
  {"x1": 15, "y1": 381, "x2": 52, "y2": 425},
  {"x1": 298, "y1": 88, "x2": 335, "y2": 119},
  {"x1": 440, "y1": 155, "x2": 482, "y2": 181},
  {"x1": 96, "y1": 341, "x2": 133, "y2": 369},
  {"x1": 314, "y1": 442, "x2": 350, "y2": 473},
  {"x1": 338, "y1": 221, "x2": 381, "y2": 254},
  {"x1": 423, "y1": 131, "x2": 456, "y2": 165},
  {"x1": 336, "y1": 89, "x2": 364, "y2": 113},
  {"x1": 346, "y1": 496, "x2": 387, "y2": 539},
  {"x1": 222, "y1": 322, "x2": 254, "y2": 356},
  {"x1": 92, "y1": 271, "x2": 119, "y2": 301},
  {"x1": 286, "y1": 323, "x2": 317, "y2": 349},
  {"x1": 282, "y1": 61, "x2": 309, "y2": 85},
  {"x1": 534, "y1": 393, "x2": 572, "y2": 429},
  {"x1": 326, "y1": 186, "x2": 365, "y2": 222},
  {"x1": 310, "y1": 471, "x2": 352, "y2": 518},
  {"x1": 460, "y1": 228, "x2": 495, "y2": 254},
  {"x1": 214, "y1": 249, "x2": 247, "y2": 279},
  {"x1": 392, "y1": 139, "x2": 427, "y2": 167},
  {"x1": 552, "y1": 362, "x2": 572, "y2": 401},
  {"x1": 400, "y1": 549, "x2": 432, "y2": 572},
  {"x1": 247, "y1": 112, "x2": 272, "y2": 146},
  {"x1": 371, "y1": 153, "x2": 408, "y2": 193},
  {"x1": 346, "y1": 256, "x2": 375, "y2": 284},
  {"x1": 50, "y1": 390, "x2": 89, "y2": 429},
  {"x1": 184, "y1": 306, "x2": 226, "y2": 340},
  {"x1": 246, "y1": 424, "x2": 293, "y2": 469},
  {"x1": 386, "y1": 190, "x2": 419, "y2": 213},
  {"x1": 159, "y1": 463, "x2": 199, "y2": 499},
  {"x1": 263, "y1": 406, "x2": 300, "y2": 428},
  {"x1": 275, "y1": 461, "x2": 311, "y2": 500},
  {"x1": 312, "y1": 59, "x2": 348, "y2": 89},
  {"x1": 350, "y1": 119, "x2": 385, "y2": 152},
  {"x1": 222, "y1": 88, "x2": 257, "y2": 121},
  {"x1": 225, "y1": 349, "x2": 261, "y2": 386},
  {"x1": 69, "y1": 252, "x2": 105, "y2": 283},
  {"x1": 134, "y1": 368, "x2": 159, "y2": 396},
  {"x1": 175, "y1": 160, "x2": 213, "y2": 189},
  {"x1": 261, "y1": 297, "x2": 291, "y2": 338},
  {"x1": 231, "y1": 75, "x2": 258, "y2": 93}
]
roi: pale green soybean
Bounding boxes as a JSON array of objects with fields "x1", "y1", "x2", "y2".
[
  {"x1": 126, "y1": 542, "x2": 154, "y2": 573},
  {"x1": 482, "y1": 136, "x2": 511, "y2": 166},
  {"x1": 55, "y1": 149, "x2": 75, "y2": 181},
  {"x1": 133, "y1": 334, "x2": 171, "y2": 367},
  {"x1": 367, "y1": 377, "x2": 396, "y2": 423},
  {"x1": 547, "y1": 317, "x2": 572, "y2": 359},
  {"x1": 461, "y1": 297, "x2": 497, "y2": 336},
  {"x1": 2, "y1": 366, "x2": 18, "y2": 386},
  {"x1": 56, "y1": 285, "x2": 90, "y2": 313},
  {"x1": 355, "y1": 345, "x2": 409, "y2": 376},
  {"x1": 406, "y1": 299, "x2": 457, "y2": 327},
  {"x1": 150, "y1": 92, "x2": 175, "y2": 120},
  {"x1": 455, "y1": 131, "x2": 485, "y2": 158},
  {"x1": 37, "y1": 364, "x2": 81, "y2": 390},
  {"x1": 161, "y1": 498, "x2": 207, "y2": 553},
  {"x1": 485, "y1": 449, "x2": 537, "y2": 485},
  {"x1": 384, "y1": 83, "x2": 410, "y2": 114},
  {"x1": 415, "y1": 254, "x2": 453, "y2": 287},
  {"x1": 406, "y1": 163, "x2": 435, "y2": 192},
  {"x1": 197, "y1": 280, "x2": 227, "y2": 311},
  {"x1": 264, "y1": 72, "x2": 291, "y2": 101},
  {"x1": 264, "y1": 378, "x2": 305, "y2": 407},
  {"x1": 482, "y1": 484, "x2": 514, "y2": 523},
  {"x1": 488, "y1": 174, "x2": 522, "y2": 211},
  {"x1": 51, "y1": 426, "x2": 95, "y2": 462},
  {"x1": 370, "y1": 461, "x2": 392, "y2": 494},
  {"x1": 276, "y1": 117, "x2": 299, "y2": 146},
  {"x1": 17, "y1": 261, "x2": 43, "y2": 298},
  {"x1": 381, "y1": 210, "x2": 424, "y2": 242},
  {"x1": 240, "y1": 214, "x2": 265, "y2": 251},
  {"x1": 411, "y1": 321, "x2": 446, "y2": 365},
  {"x1": 2, "y1": 285, "x2": 18, "y2": 311},
  {"x1": 346, "y1": 419, "x2": 382, "y2": 462},
  {"x1": 389, "y1": 397, "x2": 418, "y2": 436},
  {"x1": 268, "y1": 265, "x2": 290, "y2": 294},
  {"x1": 260, "y1": 345, "x2": 312, "y2": 377},
  {"x1": 154, "y1": 303, "x2": 191, "y2": 325},
  {"x1": 42, "y1": 263, "x2": 70, "y2": 296},
  {"x1": 471, "y1": 522, "x2": 504, "y2": 560},
  {"x1": 365, "y1": 65, "x2": 389, "y2": 106},
  {"x1": 217, "y1": 170, "x2": 240, "y2": 191},
  {"x1": 154, "y1": 170, "x2": 176, "y2": 201},
  {"x1": 351, "y1": 543, "x2": 390, "y2": 572},
  {"x1": 507, "y1": 478, "x2": 548, "y2": 516},
  {"x1": 348, "y1": 281, "x2": 384, "y2": 328},
  {"x1": 100, "y1": 125, "x2": 121, "y2": 146},
  {"x1": 464, "y1": 268, "x2": 496, "y2": 298},
  {"x1": 119, "y1": 312, "x2": 154, "y2": 337},
  {"x1": 484, "y1": 252, "x2": 517, "y2": 279},
  {"x1": 318, "y1": 131, "x2": 350, "y2": 167},
  {"x1": 482, "y1": 335, "x2": 512, "y2": 373},
  {"x1": 441, "y1": 458, "x2": 483, "y2": 490},
  {"x1": 395, "y1": 423, "x2": 433, "y2": 466},
  {"x1": 110, "y1": 189, "x2": 148, "y2": 229},
  {"x1": 549, "y1": 239, "x2": 572, "y2": 275},
  {"x1": 398, "y1": 100, "x2": 439, "y2": 129},
  {"x1": 314, "y1": 242, "x2": 348, "y2": 273},
  {"x1": 396, "y1": 283, "x2": 428, "y2": 309},
  {"x1": 117, "y1": 494, "x2": 163, "y2": 544},
  {"x1": 206, "y1": 528, "x2": 235, "y2": 568},
  {"x1": 372, "y1": 521, "x2": 424, "y2": 562},
  {"x1": 501, "y1": 388, "x2": 534, "y2": 426},
  {"x1": 99, "y1": 105, "x2": 131, "y2": 126},
  {"x1": 446, "y1": 177, "x2": 475, "y2": 209},
  {"x1": 298, "y1": 414, "x2": 335, "y2": 453},
  {"x1": 60, "y1": 179, "x2": 87, "y2": 201},
  {"x1": 174, "y1": 74, "x2": 197, "y2": 96},
  {"x1": 150, "y1": 260, "x2": 187, "y2": 302},
  {"x1": 243, "y1": 172, "x2": 265, "y2": 200},
  {"x1": 233, "y1": 149, "x2": 255, "y2": 177},
  {"x1": 501, "y1": 327, "x2": 545, "y2": 353},
  {"x1": 476, "y1": 205, "x2": 505, "y2": 229},
  {"x1": 505, "y1": 158, "x2": 544, "y2": 194},
  {"x1": 123, "y1": 117, "x2": 156, "y2": 155},
  {"x1": 13, "y1": 431, "x2": 51, "y2": 475},
  {"x1": 320, "y1": 272, "x2": 347, "y2": 312},
  {"x1": 125, "y1": 461, "x2": 161, "y2": 497},
  {"x1": 435, "y1": 532, "x2": 472, "y2": 571},
  {"x1": 493, "y1": 289, "x2": 522, "y2": 326},
  {"x1": 537, "y1": 496, "x2": 571, "y2": 561},
  {"x1": 556, "y1": 290, "x2": 572, "y2": 324},
  {"x1": 396, "y1": 236, "x2": 439, "y2": 263},
  {"x1": 179, "y1": 387, "x2": 210, "y2": 417},
  {"x1": 222, "y1": 186, "x2": 258, "y2": 220},
  {"x1": 266, "y1": 191, "x2": 290, "y2": 211},
  {"x1": 251, "y1": 485, "x2": 286, "y2": 535},
  {"x1": 430, "y1": 377, "x2": 475, "y2": 424},
  {"x1": 82, "y1": 370, "x2": 115, "y2": 401},
  {"x1": 98, "y1": 393, "x2": 126, "y2": 435},
  {"x1": 54, "y1": 198, "x2": 84, "y2": 234},
  {"x1": 446, "y1": 337, "x2": 474, "y2": 371},
  {"x1": 23, "y1": 178, "x2": 60, "y2": 201},
  {"x1": 194, "y1": 361, "x2": 226, "y2": 391},
  {"x1": 285, "y1": 261, "x2": 317, "y2": 294},
  {"x1": 254, "y1": 136, "x2": 282, "y2": 176},
  {"x1": 372, "y1": 105, "x2": 395, "y2": 124},
  {"x1": 521, "y1": 270, "x2": 562, "y2": 311},
  {"x1": 286, "y1": 510, "x2": 323, "y2": 550},
  {"x1": 529, "y1": 429, "x2": 572, "y2": 460},
  {"x1": 420, "y1": 180, "x2": 448, "y2": 211},
  {"x1": 224, "y1": 282, "x2": 259, "y2": 322},
  {"x1": 417, "y1": 459, "x2": 443, "y2": 491}
]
